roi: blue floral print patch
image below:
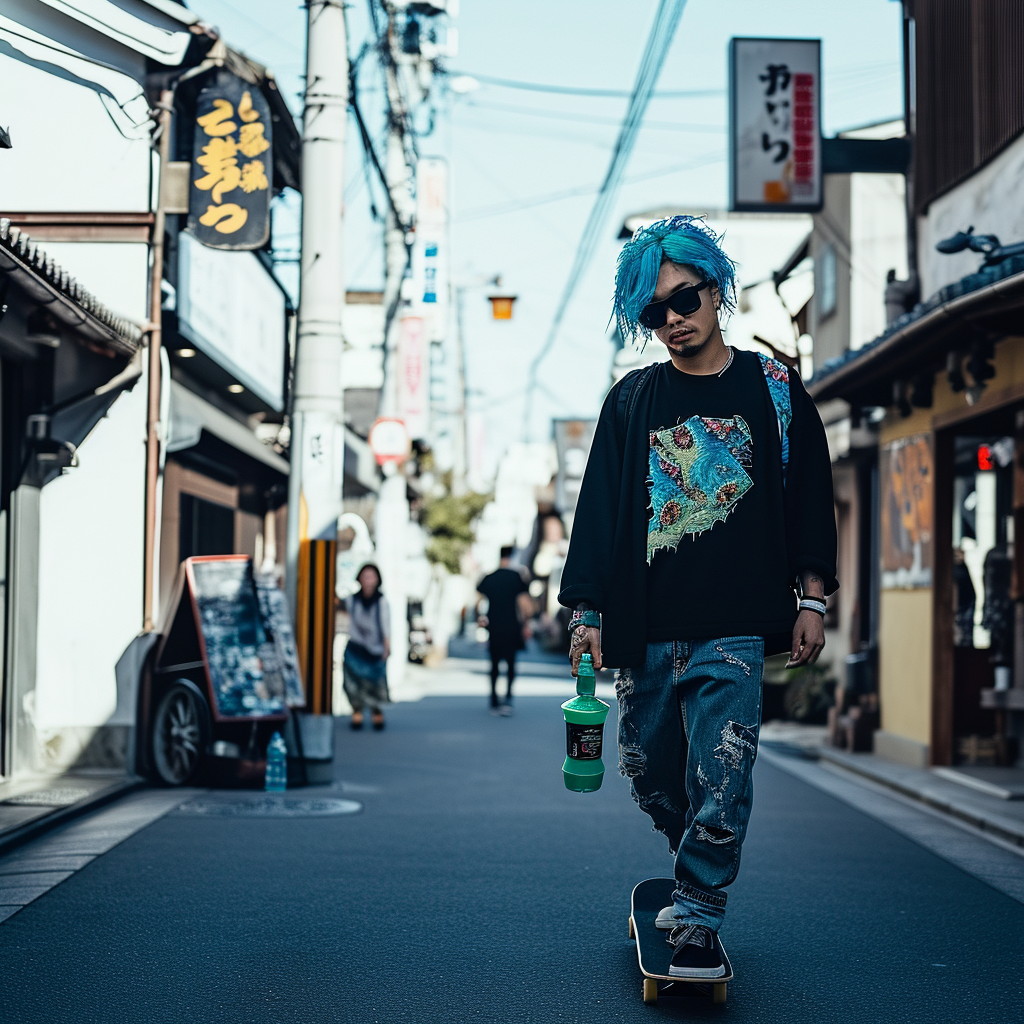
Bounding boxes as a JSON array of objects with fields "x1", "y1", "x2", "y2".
[{"x1": 647, "y1": 415, "x2": 753, "y2": 562}]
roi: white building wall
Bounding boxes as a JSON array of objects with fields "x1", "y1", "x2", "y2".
[
  {"x1": 918, "y1": 132, "x2": 1024, "y2": 298},
  {"x1": 34, "y1": 382, "x2": 147, "y2": 735},
  {"x1": 849, "y1": 173, "x2": 907, "y2": 349},
  {"x1": 29, "y1": 240, "x2": 149, "y2": 764},
  {"x1": 0, "y1": 29, "x2": 151, "y2": 211}
]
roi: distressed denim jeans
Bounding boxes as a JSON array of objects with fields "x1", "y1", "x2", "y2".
[{"x1": 616, "y1": 637, "x2": 764, "y2": 932}]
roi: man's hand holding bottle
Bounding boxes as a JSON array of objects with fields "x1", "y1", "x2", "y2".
[{"x1": 569, "y1": 603, "x2": 602, "y2": 675}]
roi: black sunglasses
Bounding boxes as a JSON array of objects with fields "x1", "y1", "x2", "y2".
[{"x1": 639, "y1": 280, "x2": 711, "y2": 330}]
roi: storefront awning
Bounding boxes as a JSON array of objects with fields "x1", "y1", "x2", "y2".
[
  {"x1": 808, "y1": 261, "x2": 1024, "y2": 407},
  {"x1": 168, "y1": 382, "x2": 289, "y2": 475}
]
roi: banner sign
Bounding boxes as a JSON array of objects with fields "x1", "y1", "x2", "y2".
[
  {"x1": 188, "y1": 71, "x2": 273, "y2": 250},
  {"x1": 411, "y1": 157, "x2": 448, "y2": 342},
  {"x1": 398, "y1": 316, "x2": 429, "y2": 441},
  {"x1": 729, "y1": 37, "x2": 821, "y2": 213}
]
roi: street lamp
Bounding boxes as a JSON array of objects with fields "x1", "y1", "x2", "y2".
[{"x1": 488, "y1": 294, "x2": 517, "y2": 320}]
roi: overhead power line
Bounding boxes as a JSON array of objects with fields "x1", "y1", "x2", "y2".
[
  {"x1": 521, "y1": 0, "x2": 690, "y2": 438},
  {"x1": 461, "y1": 99, "x2": 725, "y2": 133},
  {"x1": 448, "y1": 69, "x2": 721, "y2": 100},
  {"x1": 456, "y1": 151, "x2": 726, "y2": 223}
]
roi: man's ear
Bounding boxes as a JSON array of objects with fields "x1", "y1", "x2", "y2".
[{"x1": 710, "y1": 284, "x2": 721, "y2": 310}]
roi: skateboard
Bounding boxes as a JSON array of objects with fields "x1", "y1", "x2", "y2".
[{"x1": 628, "y1": 878, "x2": 733, "y2": 1006}]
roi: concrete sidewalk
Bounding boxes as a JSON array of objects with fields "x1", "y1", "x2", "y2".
[{"x1": 759, "y1": 721, "x2": 1024, "y2": 849}]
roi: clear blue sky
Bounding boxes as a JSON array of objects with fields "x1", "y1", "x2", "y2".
[{"x1": 188, "y1": 0, "x2": 904, "y2": 474}]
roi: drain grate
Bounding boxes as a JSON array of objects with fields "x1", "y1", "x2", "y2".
[
  {"x1": 4, "y1": 788, "x2": 94, "y2": 807},
  {"x1": 175, "y1": 795, "x2": 362, "y2": 818}
]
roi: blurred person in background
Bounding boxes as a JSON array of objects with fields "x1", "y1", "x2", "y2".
[
  {"x1": 342, "y1": 563, "x2": 391, "y2": 731},
  {"x1": 477, "y1": 546, "x2": 533, "y2": 716}
]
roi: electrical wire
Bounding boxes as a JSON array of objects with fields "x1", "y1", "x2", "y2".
[
  {"x1": 455, "y1": 151, "x2": 726, "y2": 223},
  {"x1": 448, "y1": 69, "x2": 721, "y2": 100},
  {"x1": 521, "y1": 0, "x2": 690, "y2": 438},
  {"x1": 462, "y1": 99, "x2": 724, "y2": 133}
]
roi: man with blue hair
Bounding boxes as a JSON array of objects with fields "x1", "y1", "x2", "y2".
[{"x1": 560, "y1": 215, "x2": 837, "y2": 979}]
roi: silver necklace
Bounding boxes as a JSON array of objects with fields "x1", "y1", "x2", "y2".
[{"x1": 716, "y1": 346, "x2": 734, "y2": 377}]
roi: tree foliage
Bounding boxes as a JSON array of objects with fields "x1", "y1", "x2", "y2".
[{"x1": 421, "y1": 488, "x2": 490, "y2": 574}]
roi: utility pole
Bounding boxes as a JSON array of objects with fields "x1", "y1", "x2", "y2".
[
  {"x1": 287, "y1": 1, "x2": 347, "y2": 623},
  {"x1": 373, "y1": 5, "x2": 417, "y2": 680}
]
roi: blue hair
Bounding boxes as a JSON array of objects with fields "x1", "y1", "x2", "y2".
[{"x1": 613, "y1": 215, "x2": 737, "y2": 342}]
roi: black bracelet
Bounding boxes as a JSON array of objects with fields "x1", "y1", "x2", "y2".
[{"x1": 568, "y1": 609, "x2": 601, "y2": 632}]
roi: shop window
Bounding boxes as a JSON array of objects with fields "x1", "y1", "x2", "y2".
[
  {"x1": 952, "y1": 436, "x2": 1014, "y2": 657},
  {"x1": 179, "y1": 493, "x2": 235, "y2": 561}
]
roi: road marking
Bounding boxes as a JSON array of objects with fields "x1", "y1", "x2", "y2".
[
  {"x1": 760, "y1": 747, "x2": 1024, "y2": 906},
  {"x1": 0, "y1": 788, "x2": 194, "y2": 924}
]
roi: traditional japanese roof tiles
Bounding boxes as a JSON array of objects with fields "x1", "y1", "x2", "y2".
[{"x1": 0, "y1": 218, "x2": 143, "y2": 356}]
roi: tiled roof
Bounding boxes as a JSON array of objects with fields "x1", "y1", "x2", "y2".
[
  {"x1": 809, "y1": 254, "x2": 1024, "y2": 390},
  {"x1": 0, "y1": 219, "x2": 143, "y2": 355}
]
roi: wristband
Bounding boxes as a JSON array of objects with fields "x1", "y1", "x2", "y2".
[
  {"x1": 798, "y1": 598, "x2": 826, "y2": 617},
  {"x1": 568, "y1": 609, "x2": 601, "y2": 633}
]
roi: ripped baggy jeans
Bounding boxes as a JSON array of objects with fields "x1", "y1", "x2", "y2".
[{"x1": 616, "y1": 637, "x2": 764, "y2": 932}]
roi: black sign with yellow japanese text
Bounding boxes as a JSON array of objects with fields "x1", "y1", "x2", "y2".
[{"x1": 187, "y1": 72, "x2": 273, "y2": 250}]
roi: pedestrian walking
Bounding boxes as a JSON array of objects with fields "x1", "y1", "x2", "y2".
[
  {"x1": 342, "y1": 563, "x2": 391, "y2": 731},
  {"x1": 559, "y1": 215, "x2": 837, "y2": 979},
  {"x1": 477, "y1": 546, "x2": 532, "y2": 715}
]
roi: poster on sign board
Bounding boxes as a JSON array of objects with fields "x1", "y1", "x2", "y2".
[{"x1": 729, "y1": 37, "x2": 821, "y2": 213}]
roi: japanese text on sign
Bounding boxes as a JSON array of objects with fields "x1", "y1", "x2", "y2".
[{"x1": 730, "y1": 38, "x2": 821, "y2": 212}]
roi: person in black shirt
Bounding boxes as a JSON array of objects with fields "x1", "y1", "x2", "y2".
[
  {"x1": 477, "y1": 547, "x2": 532, "y2": 715},
  {"x1": 560, "y1": 216, "x2": 837, "y2": 980}
]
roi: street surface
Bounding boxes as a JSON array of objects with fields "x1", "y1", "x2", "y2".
[{"x1": 1, "y1": 659, "x2": 1022, "y2": 1023}]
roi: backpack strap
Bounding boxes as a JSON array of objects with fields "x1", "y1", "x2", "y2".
[
  {"x1": 756, "y1": 352, "x2": 793, "y2": 482},
  {"x1": 614, "y1": 362, "x2": 658, "y2": 446}
]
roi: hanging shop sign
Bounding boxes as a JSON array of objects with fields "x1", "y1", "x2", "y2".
[
  {"x1": 188, "y1": 71, "x2": 273, "y2": 250},
  {"x1": 411, "y1": 157, "x2": 449, "y2": 340},
  {"x1": 398, "y1": 315, "x2": 429, "y2": 441},
  {"x1": 729, "y1": 37, "x2": 821, "y2": 213}
]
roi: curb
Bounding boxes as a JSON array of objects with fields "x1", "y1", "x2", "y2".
[
  {"x1": 0, "y1": 778, "x2": 144, "y2": 858},
  {"x1": 815, "y1": 747, "x2": 1024, "y2": 849}
]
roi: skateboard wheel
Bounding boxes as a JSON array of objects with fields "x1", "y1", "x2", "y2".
[
  {"x1": 628, "y1": 917, "x2": 635, "y2": 940},
  {"x1": 643, "y1": 978, "x2": 658, "y2": 1005},
  {"x1": 713, "y1": 983, "x2": 727, "y2": 1005}
]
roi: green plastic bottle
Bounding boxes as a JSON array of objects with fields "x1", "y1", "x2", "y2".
[{"x1": 562, "y1": 653, "x2": 610, "y2": 792}]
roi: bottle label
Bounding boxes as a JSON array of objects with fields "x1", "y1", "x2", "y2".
[{"x1": 566, "y1": 722, "x2": 603, "y2": 760}]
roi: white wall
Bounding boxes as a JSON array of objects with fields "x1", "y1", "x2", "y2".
[
  {"x1": 0, "y1": 30, "x2": 151, "y2": 211},
  {"x1": 28, "y1": 240, "x2": 149, "y2": 747},
  {"x1": 850, "y1": 172, "x2": 907, "y2": 349},
  {"x1": 918, "y1": 132, "x2": 1024, "y2": 298},
  {"x1": 34, "y1": 380, "x2": 147, "y2": 732}
]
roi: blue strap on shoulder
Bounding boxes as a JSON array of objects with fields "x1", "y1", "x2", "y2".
[{"x1": 756, "y1": 352, "x2": 793, "y2": 482}]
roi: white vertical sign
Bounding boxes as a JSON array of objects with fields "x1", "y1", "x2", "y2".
[
  {"x1": 412, "y1": 157, "x2": 449, "y2": 342},
  {"x1": 398, "y1": 315, "x2": 428, "y2": 441},
  {"x1": 730, "y1": 37, "x2": 822, "y2": 212}
]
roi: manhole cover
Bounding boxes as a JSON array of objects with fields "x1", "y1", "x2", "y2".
[
  {"x1": 4, "y1": 788, "x2": 93, "y2": 807},
  {"x1": 175, "y1": 795, "x2": 362, "y2": 818}
]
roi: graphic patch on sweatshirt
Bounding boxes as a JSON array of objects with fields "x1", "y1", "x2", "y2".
[{"x1": 647, "y1": 415, "x2": 753, "y2": 562}]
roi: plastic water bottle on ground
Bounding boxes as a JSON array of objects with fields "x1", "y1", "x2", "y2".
[{"x1": 264, "y1": 731, "x2": 288, "y2": 792}]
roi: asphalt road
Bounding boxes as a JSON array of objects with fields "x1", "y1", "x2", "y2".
[{"x1": 1, "y1": 693, "x2": 1022, "y2": 1023}]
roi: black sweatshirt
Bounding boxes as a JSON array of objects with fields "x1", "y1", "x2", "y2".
[{"x1": 558, "y1": 350, "x2": 837, "y2": 667}]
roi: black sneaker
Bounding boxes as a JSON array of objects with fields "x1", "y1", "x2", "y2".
[{"x1": 666, "y1": 924, "x2": 726, "y2": 979}]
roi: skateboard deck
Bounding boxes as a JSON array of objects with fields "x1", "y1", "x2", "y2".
[{"x1": 629, "y1": 877, "x2": 733, "y2": 1006}]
